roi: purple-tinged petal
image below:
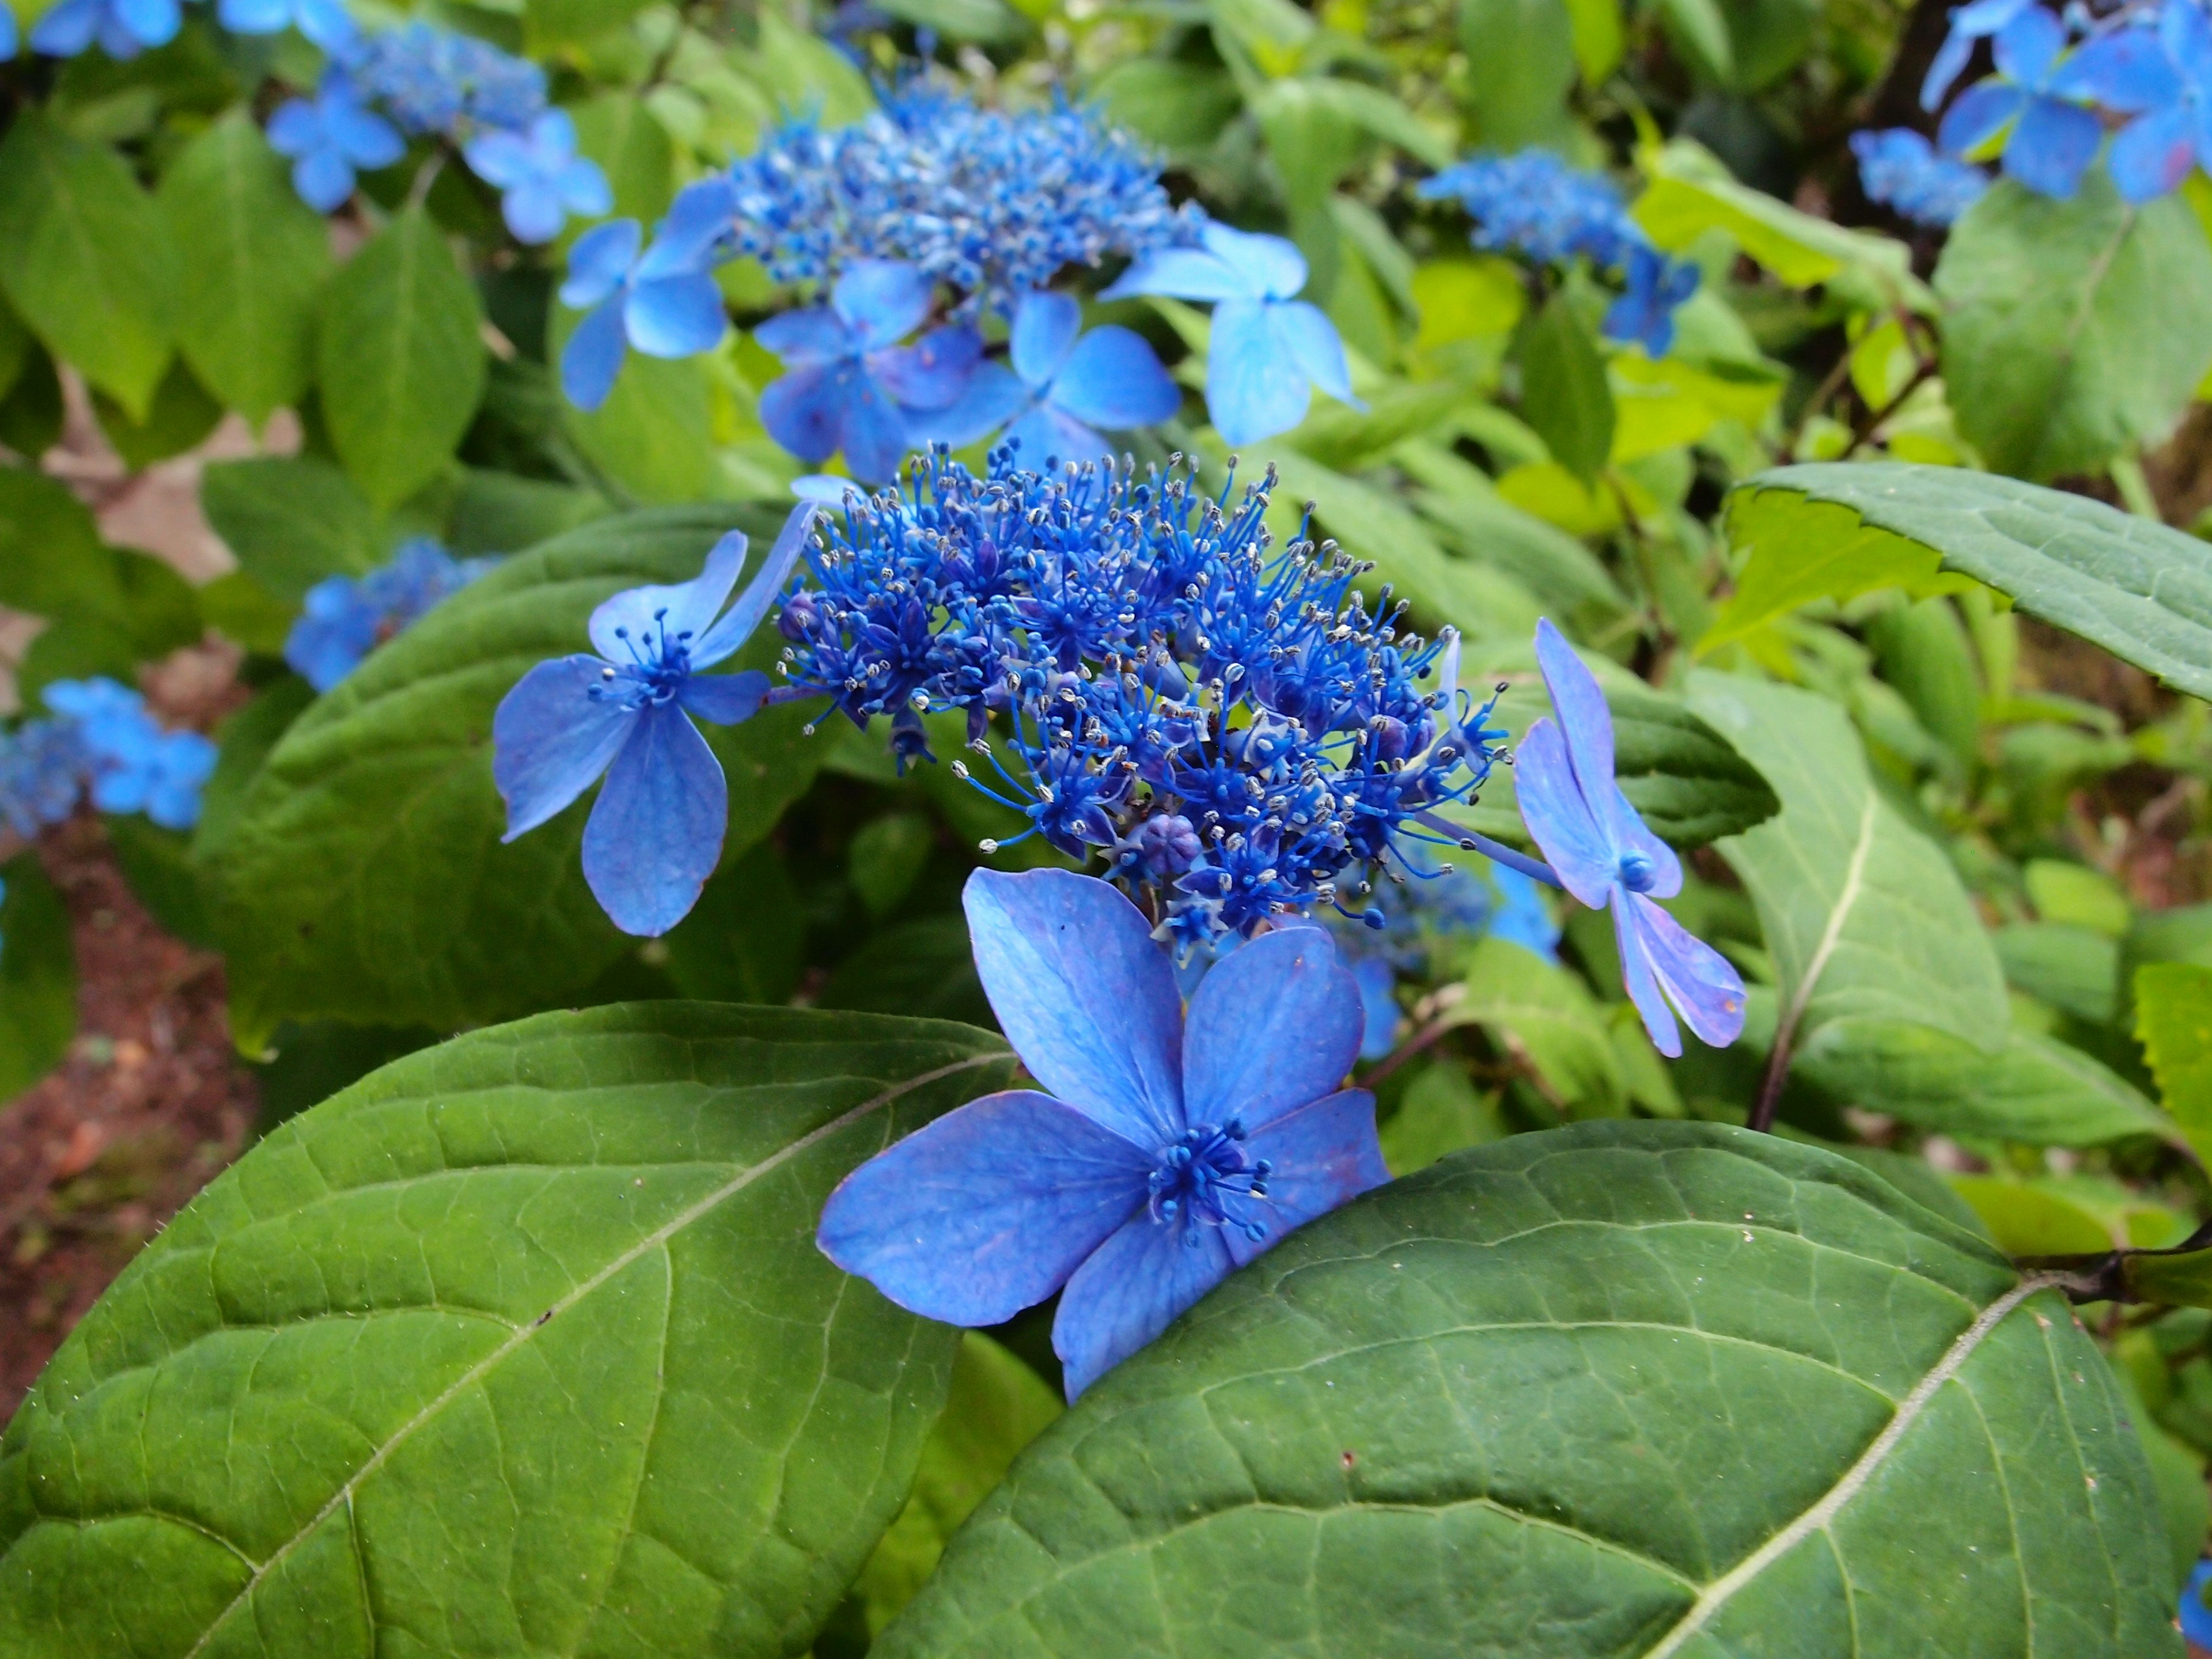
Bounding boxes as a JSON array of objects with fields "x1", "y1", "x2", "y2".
[
  {"x1": 1938, "y1": 81, "x2": 2027, "y2": 154},
  {"x1": 1206, "y1": 298, "x2": 1312, "y2": 446},
  {"x1": 1228, "y1": 1088, "x2": 1388, "y2": 1267},
  {"x1": 759, "y1": 363, "x2": 844, "y2": 464},
  {"x1": 1532, "y1": 617, "x2": 1615, "y2": 809},
  {"x1": 756, "y1": 304, "x2": 854, "y2": 366},
  {"x1": 1269, "y1": 300, "x2": 1360, "y2": 406},
  {"x1": 1621, "y1": 891, "x2": 1747, "y2": 1050},
  {"x1": 1011, "y1": 290, "x2": 1082, "y2": 387},
  {"x1": 493, "y1": 654, "x2": 639, "y2": 839},
  {"x1": 560, "y1": 299, "x2": 628, "y2": 411},
  {"x1": 1048, "y1": 325, "x2": 1179, "y2": 429},
  {"x1": 963, "y1": 867, "x2": 1186, "y2": 1147},
  {"x1": 562, "y1": 219, "x2": 639, "y2": 309},
  {"x1": 1514, "y1": 718, "x2": 1616, "y2": 910},
  {"x1": 678, "y1": 669, "x2": 769, "y2": 725},
  {"x1": 2109, "y1": 105, "x2": 2196, "y2": 202},
  {"x1": 1099, "y1": 245, "x2": 1250, "y2": 304},
  {"x1": 1992, "y1": 5, "x2": 2064, "y2": 84},
  {"x1": 905, "y1": 361, "x2": 1029, "y2": 448},
  {"x1": 625, "y1": 272, "x2": 726, "y2": 358},
  {"x1": 1053, "y1": 1207, "x2": 1236, "y2": 1399},
  {"x1": 1614, "y1": 887, "x2": 1682, "y2": 1058},
  {"x1": 834, "y1": 259, "x2": 935, "y2": 351},
  {"x1": 694, "y1": 503, "x2": 817, "y2": 665},
  {"x1": 634, "y1": 176, "x2": 736, "y2": 281},
  {"x1": 588, "y1": 528, "x2": 748, "y2": 663},
  {"x1": 870, "y1": 323, "x2": 982, "y2": 410},
  {"x1": 2003, "y1": 97, "x2": 2103, "y2": 196},
  {"x1": 2050, "y1": 29, "x2": 2178, "y2": 111},
  {"x1": 1200, "y1": 221, "x2": 1308, "y2": 299},
  {"x1": 293, "y1": 149, "x2": 356, "y2": 214},
  {"x1": 580, "y1": 703, "x2": 725, "y2": 936},
  {"x1": 1183, "y1": 926, "x2": 1361, "y2": 1135},
  {"x1": 817, "y1": 1089, "x2": 1152, "y2": 1327},
  {"x1": 839, "y1": 371, "x2": 917, "y2": 483}
]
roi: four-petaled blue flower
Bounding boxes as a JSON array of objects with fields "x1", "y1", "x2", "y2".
[
  {"x1": 559, "y1": 177, "x2": 738, "y2": 412},
  {"x1": 43, "y1": 678, "x2": 217, "y2": 831},
  {"x1": 29, "y1": 0, "x2": 177, "y2": 58},
  {"x1": 285, "y1": 537, "x2": 498, "y2": 693},
  {"x1": 1937, "y1": 6, "x2": 2105, "y2": 198},
  {"x1": 912, "y1": 289, "x2": 1179, "y2": 466},
  {"x1": 1850, "y1": 128, "x2": 1990, "y2": 225},
  {"x1": 215, "y1": 0, "x2": 353, "y2": 50},
  {"x1": 819, "y1": 867, "x2": 1389, "y2": 1400},
  {"x1": 1602, "y1": 245, "x2": 1701, "y2": 358},
  {"x1": 463, "y1": 108, "x2": 613, "y2": 245},
  {"x1": 1514, "y1": 619, "x2": 1747, "y2": 1056},
  {"x1": 2061, "y1": 2, "x2": 2212, "y2": 203},
  {"x1": 1104, "y1": 221, "x2": 1361, "y2": 447},
  {"x1": 492, "y1": 505, "x2": 813, "y2": 937},
  {"x1": 267, "y1": 72, "x2": 407, "y2": 214},
  {"x1": 756, "y1": 259, "x2": 983, "y2": 484}
]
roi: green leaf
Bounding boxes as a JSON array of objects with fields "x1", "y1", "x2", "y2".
[
  {"x1": 1727, "y1": 461, "x2": 2212, "y2": 701},
  {"x1": 854, "y1": 1333, "x2": 1062, "y2": 1636},
  {"x1": 1090, "y1": 60, "x2": 1242, "y2": 158},
  {"x1": 0, "y1": 1001, "x2": 1013, "y2": 1659},
  {"x1": 1560, "y1": 0, "x2": 1623, "y2": 83},
  {"x1": 1516, "y1": 291, "x2": 1613, "y2": 485},
  {"x1": 90, "y1": 359, "x2": 221, "y2": 469},
  {"x1": 820, "y1": 916, "x2": 995, "y2": 1028},
  {"x1": 0, "y1": 463, "x2": 110, "y2": 617},
  {"x1": 1794, "y1": 1019, "x2": 2174, "y2": 1146},
  {"x1": 1377, "y1": 1060, "x2": 1505, "y2": 1174},
  {"x1": 876, "y1": 1122, "x2": 2178, "y2": 1659},
  {"x1": 571, "y1": 92, "x2": 676, "y2": 225},
  {"x1": 660, "y1": 842, "x2": 805, "y2": 1006},
  {"x1": 526, "y1": 0, "x2": 654, "y2": 50},
  {"x1": 207, "y1": 506, "x2": 824, "y2": 1044},
  {"x1": 1608, "y1": 681, "x2": 1779, "y2": 847},
  {"x1": 0, "y1": 113, "x2": 173, "y2": 421},
  {"x1": 875, "y1": 0, "x2": 1028, "y2": 41},
  {"x1": 316, "y1": 207, "x2": 487, "y2": 512},
  {"x1": 103, "y1": 815, "x2": 213, "y2": 949},
  {"x1": 1652, "y1": 0, "x2": 1734, "y2": 81},
  {"x1": 199, "y1": 456, "x2": 381, "y2": 603},
  {"x1": 1687, "y1": 671, "x2": 2009, "y2": 1057},
  {"x1": 0, "y1": 853, "x2": 75, "y2": 1101},
  {"x1": 1456, "y1": 0, "x2": 1574, "y2": 147},
  {"x1": 1949, "y1": 1175, "x2": 2118, "y2": 1256},
  {"x1": 192, "y1": 675, "x2": 318, "y2": 868},
  {"x1": 557, "y1": 317, "x2": 717, "y2": 504},
  {"x1": 1445, "y1": 935, "x2": 1624, "y2": 1113},
  {"x1": 2137, "y1": 962, "x2": 2212, "y2": 1148},
  {"x1": 159, "y1": 112, "x2": 332, "y2": 426},
  {"x1": 2025, "y1": 858, "x2": 2131, "y2": 937},
  {"x1": 1936, "y1": 175, "x2": 2212, "y2": 481},
  {"x1": 1995, "y1": 922, "x2": 2119, "y2": 1027}
]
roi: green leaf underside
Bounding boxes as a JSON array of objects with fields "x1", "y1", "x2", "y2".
[
  {"x1": 0, "y1": 1002, "x2": 1014, "y2": 1659},
  {"x1": 876, "y1": 1123, "x2": 2176, "y2": 1659},
  {"x1": 1730, "y1": 463, "x2": 2212, "y2": 702},
  {"x1": 209, "y1": 505, "x2": 820, "y2": 1041}
]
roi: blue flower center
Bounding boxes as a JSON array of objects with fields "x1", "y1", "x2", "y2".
[
  {"x1": 1617, "y1": 850, "x2": 1656, "y2": 892},
  {"x1": 592, "y1": 608, "x2": 695, "y2": 711},
  {"x1": 1149, "y1": 1118, "x2": 1271, "y2": 1244}
]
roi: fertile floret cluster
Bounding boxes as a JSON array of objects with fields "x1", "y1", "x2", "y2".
[
  {"x1": 727, "y1": 82, "x2": 1198, "y2": 313},
  {"x1": 345, "y1": 22, "x2": 547, "y2": 136},
  {"x1": 772, "y1": 452, "x2": 1509, "y2": 947}
]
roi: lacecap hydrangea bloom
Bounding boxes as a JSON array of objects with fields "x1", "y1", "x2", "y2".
[
  {"x1": 818, "y1": 866, "x2": 1388, "y2": 1399},
  {"x1": 462, "y1": 109, "x2": 613, "y2": 245},
  {"x1": 1850, "y1": 128, "x2": 1989, "y2": 226},
  {"x1": 39, "y1": 679, "x2": 217, "y2": 832},
  {"x1": 284, "y1": 538, "x2": 499, "y2": 693}
]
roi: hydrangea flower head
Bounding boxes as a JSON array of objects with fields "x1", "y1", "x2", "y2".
[
  {"x1": 285, "y1": 538, "x2": 499, "y2": 693},
  {"x1": 559, "y1": 177, "x2": 739, "y2": 412},
  {"x1": 41, "y1": 679, "x2": 215, "y2": 831},
  {"x1": 1603, "y1": 246, "x2": 1701, "y2": 358},
  {"x1": 28, "y1": 0, "x2": 178, "y2": 59},
  {"x1": 756, "y1": 260, "x2": 983, "y2": 484},
  {"x1": 819, "y1": 866, "x2": 1388, "y2": 1399},
  {"x1": 1513, "y1": 619, "x2": 1745, "y2": 1056},
  {"x1": 910, "y1": 289, "x2": 1179, "y2": 465},
  {"x1": 2059, "y1": 0, "x2": 2212, "y2": 202},
  {"x1": 492, "y1": 506, "x2": 815, "y2": 935},
  {"x1": 1850, "y1": 128, "x2": 1991, "y2": 225},
  {"x1": 1103, "y1": 221, "x2": 1359, "y2": 446},
  {"x1": 1416, "y1": 150, "x2": 1643, "y2": 267},
  {"x1": 344, "y1": 22, "x2": 546, "y2": 138},
  {"x1": 1937, "y1": 6, "x2": 2104, "y2": 197},
  {"x1": 463, "y1": 108, "x2": 613, "y2": 244},
  {"x1": 215, "y1": 0, "x2": 353, "y2": 50},
  {"x1": 268, "y1": 71, "x2": 407, "y2": 214}
]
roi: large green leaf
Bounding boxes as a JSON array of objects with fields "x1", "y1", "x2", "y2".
[
  {"x1": 876, "y1": 1122, "x2": 2176, "y2": 1658},
  {"x1": 1456, "y1": 0, "x2": 1574, "y2": 149},
  {"x1": 0, "y1": 114, "x2": 173, "y2": 421},
  {"x1": 0, "y1": 1001, "x2": 1013, "y2": 1658},
  {"x1": 1687, "y1": 671, "x2": 2008, "y2": 1055},
  {"x1": 0, "y1": 853, "x2": 75, "y2": 1103},
  {"x1": 1728, "y1": 461, "x2": 2212, "y2": 700},
  {"x1": 1936, "y1": 174, "x2": 2212, "y2": 481},
  {"x1": 316, "y1": 207, "x2": 487, "y2": 511},
  {"x1": 199, "y1": 456, "x2": 382, "y2": 603},
  {"x1": 207, "y1": 505, "x2": 824, "y2": 1043},
  {"x1": 160, "y1": 113, "x2": 331, "y2": 426},
  {"x1": 1516, "y1": 291, "x2": 1613, "y2": 485}
]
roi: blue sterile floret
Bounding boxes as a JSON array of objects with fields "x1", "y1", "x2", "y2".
[
  {"x1": 284, "y1": 537, "x2": 500, "y2": 694},
  {"x1": 36, "y1": 679, "x2": 217, "y2": 832},
  {"x1": 1850, "y1": 128, "x2": 1990, "y2": 225},
  {"x1": 773, "y1": 449, "x2": 1513, "y2": 949},
  {"x1": 1936, "y1": 5, "x2": 2107, "y2": 198},
  {"x1": 268, "y1": 71, "x2": 406, "y2": 214},
  {"x1": 28, "y1": 0, "x2": 177, "y2": 58},
  {"x1": 462, "y1": 108, "x2": 614, "y2": 245}
]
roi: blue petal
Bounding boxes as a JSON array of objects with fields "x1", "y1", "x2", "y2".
[
  {"x1": 2182, "y1": 1562, "x2": 2212, "y2": 1650},
  {"x1": 579, "y1": 703, "x2": 726, "y2": 936},
  {"x1": 218, "y1": 0, "x2": 287, "y2": 31},
  {"x1": 1938, "y1": 81, "x2": 2027, "y2": 154},
  {"x1": 1620, "y1": 891, "x2": 1747, "y2": 1051},
  {"x1": 1048, "y1": 325, "x2": 1179, "y2": 429},
  {"x1": 115, "y1": 0, "x2": 177, "y2": 48},
  {"x1": 1206, "y1": 298, "x2": 1312, "y2": 446},
  {"x1": 330, "y1": 103, "x2": 404, "y2": 169},
  {"x1": 678, "y1": 669, "x2": 768, "y2": 725},
  {"x1": 759, "y1": 364, "x2": 844, "y2": 464},
  {"x1": 463, "y1": 129, "x2": 533, "y2": 189},
  {"x1": 2003, "y1": 96, "x2": 2104, "y2": 196},
  {"x1": 816, "y1": 1089, "x2": 1152, "y2": 1327},
  {"x1": 905, "y1": 361, "x2": 1029, "y2": 448},
  {"x1": 625, "y1": 272, "x2": 726, "y2": 358},
  {"x1": 756, "y1": 305, "x2": 854, "y2": 366},
  {"x1": 1200, "y1": 221, "x2": 1308, "y2": 300},
  {"x1": 1992, "y1": 5, "x2": 2064, "y2": 85},
  {"x1": 834, "y1": 259, "x2": 935, "y2": 351},
  {"x1": 1053, "y1": 1206, "x2": 1235, "y2": 1399},
  {"x1": 1227, "y1": 1087, "x2": 1388, "y2": 1268},
  {"x1": 0, "y1": 6, "x2": 14, "y2": 56},
  {"x1": 1269, "y1": 300, "x2": 1359, "y2": 406},
  {"x1": 1614, "y1": 885, "x2": 1681, "y2": 1058},
  {"x1": 870, "y1": 322, "x2": 982, "y2": 410},
  {"x1": 694, "y1": 502, "x2": 817, "y2": 665},
  {"x1": 562, "y1": 219, "x2": 641, "y2": 309},
  {"x1": 503, "y1": 182, "x2": 566, "y2": 245},
  {"x1": 1922, "y1": 27, "x2": 1976, "y2": 109},
  {"x1": 28, "y1": 0, "x2": 97, "y2": 55},
  {"x1": 2169, "y1": 0, "x2": 2212, "y2": 79},
  {"x1": 839, "y1": 371, "x2": 916, "y2": 484},
  {"x1": 588, "y1": 529, "x2": 749, "y2": 662},
  {"x1": 558, "y1": 158, "x2": 612, "y2": 217},
  {"x1": 962, "y1": 867, "x2": 1186, "y2": 1147},
  {"x1": 1182, "y1": 925, "x2": 1361, "y2": 1134},
  {"x1": 634, "y1": 176, "x2": 736, "y2": 281},
  {"x1": 295, "y1": 0, "x2": 353, "y2": 50},
  {"x1": 1003, "y1": 404, "x2": 1108, "y2": 468},
  {"x1": 2049, "y1": 29, "x2": 2178, "y2": 111},
  {"x1": 293, "y1": 149, "x2": 355, "y2": 214},
  {"x1": 1534, "y1": 618, "x2": 1679, "y2": 893},
  {"x1": 2109, "y1": 104, "x2": 2196, "y2": 202},
  {"x1": 1350, "y1": 957, "x2": 1398, "y2": 1059},
  {"x1": 266, "y1": 98, "x2": 319, "y2": 156},
  {"x1": 1514, "y1": 718, "x2": 1616, "y2": 910},
  {"x1": 560, "y1": 298, "x2": 629, "y2": 411},
  {"x1": 1011, "y1": 290, "x2": 1082, "y2": 387},
  {"x1": 493, "y1": 654, "x2": 640, "y2": 839},
  {"x1": 1487, "y1": 868, "x2": 1560, "y2": 959},
  {"x1": 1099, "y1": 245, "x2": 1251, "y2": 304}
]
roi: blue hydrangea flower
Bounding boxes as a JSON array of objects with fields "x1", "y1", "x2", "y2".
[
  {"x1": 42, "y1": 679, "x2": 216, "y2": 831},
  {"x1": 342, "y1": 22, "x2": 546, "y2": 138},
  {"x1": 28, "y1": 0, "x2": 177, "y2": 58},
  {"x1": 1602, "y1": 246, "x2": 1701, "y2": 358},
  {"x1": 1513, "y1": 619, "x2": 1745, "y2": 1056},
  {"x1": 463, "y1": 109, "x2": 613, "y2": 245},
  {"x1": 1415, "y1": 149, "x2": 1643, "y2": 267},
  {"x1": 819, "y1": 866, "x2": 1389, "y2": 1399},
  {"x1": 756, "y1": 260, "x2": 983, "y2": 484},
  {"x1": 493, "y1": 506, "x2": 814, "y2": 936},
  {"x1": 559, "y1": 178, "x2": 738, "y2": 412},
  {"x1": 1937, "y1": 6, "x2": 2104, "y2": 198},
  {"x1": 2061, "y1": 2, "x2": 2212, "y2": 203},
  {"x1": 0, "y1": 717, "x2": 88, "y2": 838},
  {"x1": 1922, "y1": 0, "x2": 2035, "y2": 109},
  {"x1": 215, "y1": 0, "x2": 353, "y2": 50},
  {"x1": 2180, "y1": 1560, "x2": 2212, "y2": 1649},
  {"x1": 285, "y1": 538, "x2": 498, "y2": 693},
  {"x1": 268, "y1": 71, "x2": 407, "y2": 214},
  {"x1": 1850, "y1": 127, "x2": 1991, "y2": 224},
  {"x1": 911, "y1": 289, "x2": 1179, "y2": 466},
  {"x1": 1103, "y1": 221, "x2": 1359, "y2": 447}
]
